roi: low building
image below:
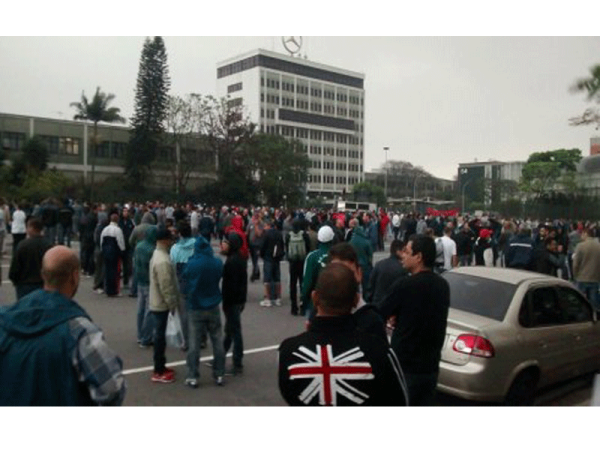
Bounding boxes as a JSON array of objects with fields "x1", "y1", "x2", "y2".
[{"x1": 0, "y1": 112, "x2": 216, "y2": 191}]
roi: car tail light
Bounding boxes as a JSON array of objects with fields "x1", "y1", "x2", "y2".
[{"x1": 453, "y1": 334, "x2": 495, "y2": 358}]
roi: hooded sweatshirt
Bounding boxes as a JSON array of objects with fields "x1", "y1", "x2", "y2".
[
  {"x1": 225, "y1": 215, "x2": 249, "y2": 260},
  {"x1": 129, "y1": 212, "x2": 157, "y2": 249},
  {"x1": 0, "y1": 290, "x2": 93, "y2": 405},
  {"x1": 222, "y1": 233, "x2": 248, "y2": 309},
  {"x1": 350, "y1": 226, "x2": 374, "y2": 270},
  {"x1": 182, "y1": 236, "x2": 223, "y2": 311},
  {"x1": 170, "y1": 236, "x2": 196, "y2": 294},
  {"x1": 134, "y1": 225, "x2": 157, "y2": 287}
]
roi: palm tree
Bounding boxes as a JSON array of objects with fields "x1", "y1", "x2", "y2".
[{"x1": 70, "y1": 87, "x2": 125, "y2": 201}]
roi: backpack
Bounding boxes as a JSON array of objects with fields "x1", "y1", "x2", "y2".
[
  {"x1": 435, "y1": 237, "x2": 445, "y2": 265},
  {"x1": 287, "y1": 231, "x2": 306, "y2": 261}
]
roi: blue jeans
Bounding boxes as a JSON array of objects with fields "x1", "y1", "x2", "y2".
[
  {"x1": 263, "y1": 259, "x2": 281, "y2": 300},
  {"x1": 223, "y1": 304, "x2": 244, "y2": 369},
  {"x1": 577, "y1": 282, "x2": 600, "y2": 310},
  {"x1": 459, "y1": 254, "x2": 472, "y2": 267},
  {"x1": 57, "y1": 224, "x2": 72, "y2": 247},
  {"x1": 186, "y1": 306, "x2": 225, "y2": 380},
  {"x1": 137, "y1": 285, "x2": 154, "y2": 344}
]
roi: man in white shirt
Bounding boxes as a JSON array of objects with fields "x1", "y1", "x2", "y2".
[
  {"x1": 100, "y1": 213, "x2": 126, "y2": 296},
  {"x1": 436, "y1": 226, "x2": 458, "y2": 273},
  {"x1": 11, "y1": 203, "x2": 27, "y2": 257}
]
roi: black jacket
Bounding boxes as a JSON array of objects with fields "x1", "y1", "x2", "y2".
[
  {"x1": 9, "y1": 236, "x2": 53, "y2": 285},
  {"x1": 260, "y1": 227, "x2": 284, "y2": 262},
  {"x1": 367, "y1": 255, "x2": 408, "y2": 306},
  {"x1": 222, "y1": 233, "x2": 248, "y2": 308},
  {"x1": 278, "y1": 315, "x2": 408, "y2": 406},
  {"x1": 379, "y1": 271, "x2": 450, "y2": 375}
]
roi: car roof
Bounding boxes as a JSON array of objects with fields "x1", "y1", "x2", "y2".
[{"x1": 445, "y1": 266, "x2": 559, "y2": 286}]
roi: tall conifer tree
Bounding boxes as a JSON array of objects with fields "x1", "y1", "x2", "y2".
[{"x1": 126, "y1": 36, "x2": 170, "y2": 190}]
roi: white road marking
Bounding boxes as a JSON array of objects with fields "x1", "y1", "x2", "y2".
[{"x1": 122, "y1": 344, "x2": 280, "y2": 375}]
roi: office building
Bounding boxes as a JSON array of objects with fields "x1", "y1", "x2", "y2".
[{"x1": 216, "y1": 49, "x2": 365, "y2": 198}]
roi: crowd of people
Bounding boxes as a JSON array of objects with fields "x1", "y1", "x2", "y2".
[{"x1": 1, "y1": 195, "x2": 600, "y2": 406}]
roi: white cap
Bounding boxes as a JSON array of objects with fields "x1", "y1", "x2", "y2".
[{"x1": 318, "y1": 225, "x2": 335, "y2": 243}]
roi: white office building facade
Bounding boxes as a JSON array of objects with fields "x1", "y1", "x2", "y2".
[{"x1": 216, "y1": 49, "x2": 365, "y2": 198}]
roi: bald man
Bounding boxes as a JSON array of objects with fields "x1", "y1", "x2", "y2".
[{"x1": 0, "y1": 246, "x2": 126, "y2": 406}]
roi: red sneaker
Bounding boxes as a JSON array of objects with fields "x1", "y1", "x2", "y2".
[
  {"x1": 164, "y1": 367, "x2": 175, "y2": 375},
  {"x1": 151, "y1": 371, "x2": 175, "y2": 383}
]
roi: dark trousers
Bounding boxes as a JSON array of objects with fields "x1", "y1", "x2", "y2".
[
  {"x1": 152, "y1": 311, "x2": 169, "y2": 374},
  {"x1": 12, "y1": 233, "x2": 26, "y2": 257},
  {"x1": 223, "y1": 303, "x2": 244, "y2": 369},
  {"x1": 104, "y1": 256, "x2": 120, "y2": 296},
  {"x1": 93, "y1": 248, "x2": 104, "y2": 289},
  {"x1": 122, "y1": 249, "x2": 132, "y2": 287},
  {"x1": 250, "y1": 244, "x2": 261, "y2": 280},
  {"x1": 289, "y1": 260, "x2": 304, "y2": 313},
  {"x1": 404, "y1": 371, "x2": 439, "y2": 406},
  {"x1": 81, "y1": 241, "x2": 95, "y2": 275}
]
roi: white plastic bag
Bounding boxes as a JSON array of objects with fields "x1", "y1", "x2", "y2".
[{"x1": 166, "y1": 310, "x2": 184, "y2": 349}]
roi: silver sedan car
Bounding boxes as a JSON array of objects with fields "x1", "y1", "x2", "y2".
[{"x1": 438, "y1": 267, "x2": 600, "y2": 405}]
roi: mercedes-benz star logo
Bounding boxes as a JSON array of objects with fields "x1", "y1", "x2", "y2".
[{"x1": 282, "y1": 36, "x2": 303, "y2": 56}]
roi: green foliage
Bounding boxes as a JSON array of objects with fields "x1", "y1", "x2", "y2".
[
  {"x1": 71, "y1": 87, "x2": 125, "y2": 126},
  {"x1": 245, "y1": 133, "x2": 310, "y2": 207},
  {"x1": 351, "y1": 181, "x2": 385, "y2": 206},
  {"x1": 127, "y1": 36, "x2": 171, "y2": 190},
  {"x1": 19, "y1": 169, "x2": 70, "y2": 204},
  {"x1": 570, "y1": 64, "x2": 600, "y2": 129},
  {"x1": 519, "y1": 149, "x2": 582, "y2": 200},
  {"x1": 21, "y1": 135, "x2": 49, "y2": 171}
]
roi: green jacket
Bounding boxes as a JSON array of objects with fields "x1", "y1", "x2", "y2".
[
  {"x1": 300, "y1": 241, "x2": 333, "y2": 314},
  {"x1": 133, "y1": 226, "x2": 157, "y2": 287},
  {"x1": 350, "y1": 226, "x2": 373, "y2": 269}
]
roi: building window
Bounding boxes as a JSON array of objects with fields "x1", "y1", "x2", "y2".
[
  {"x1": 60, "y1": 137, "x2": 80, "y2": 155},
  {"x1": 227, "y1": 82, "x2": 243, "y2": 93},
  {"x1": 2, "y1": 132, "x2": 26, "y2": 151},
  {"x1": 39, "y1": 135, "x2": 60, "y2": 154}
]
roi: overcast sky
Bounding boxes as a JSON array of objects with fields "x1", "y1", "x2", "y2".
[{"x1": 2, "y1": 14, "x2": 599, "y2": 181}]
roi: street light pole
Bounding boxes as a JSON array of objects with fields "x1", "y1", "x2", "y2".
[
  {"x1": 383, "y1": 147, "x2": 389, "y2": 204},
  {"x1": 413, "y1": 175, "x2": 419, "y2": 212},
  {"x1": 461, "y1": 179, "x2": 472, "y2": 214}
]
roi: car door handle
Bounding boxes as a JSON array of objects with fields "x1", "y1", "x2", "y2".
[
  {"x1": 539, "y1": 341, "x2": 548, "y2": 348},
  {"x1": 572, "y1": 334, "x2": 582, "y2": 342}
]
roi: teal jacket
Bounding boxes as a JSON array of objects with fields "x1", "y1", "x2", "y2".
[
  {"x1": 182, "y1": 236, "x2": 223, "y2": 311},
  {"x1": 134, "y1": 225, "x2": 157, "y2": 286},
  {"x1": 350, "y1": 226, "x2": 373, "y2": 269},
  {"x1": 0, "y1": 290, "x2": 92, "y2": 405},
  {"x1": 300, "y1": 241, "x2": 333, "y2": 314}
]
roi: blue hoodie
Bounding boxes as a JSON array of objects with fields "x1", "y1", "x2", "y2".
[
  {"x1": 182, "y1": 236, "x2": 223, "y2": 311},
  {"x1": 0, "y1": 290, "x2": 93, "y2": 405}
]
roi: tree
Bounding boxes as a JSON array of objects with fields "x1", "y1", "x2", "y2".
[
  {"x1": 245, "y1": 133, "x2": 310, "y2": 207},
  {"x1": 21, "y1": 136, "x2": 49, "y2": 171},
  {"x1": 127, "y1": 36, "x2": 171, "y2": 191},
  {"x1": 70, "y1": 87, "x2": 125, "y2": 201},
  {"x1": 351, "y1": 181, "x2": 385, "y2": 206},
  {"x1": 519, "y1": 148, "x2": 582, "y2": 201},
  {"x1": 201, "y1": 95, "x2": 255, "y2": 174},
  {"x1": 570, "y1": 64, "x2": 600, "y2": 129}
]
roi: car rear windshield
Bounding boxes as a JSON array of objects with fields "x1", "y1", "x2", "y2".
[{"x1": 442, "y1": 272, "x2": 517, "y2": 321}]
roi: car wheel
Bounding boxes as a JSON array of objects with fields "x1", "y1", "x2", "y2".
[{"x1": 503, "y1": 371, "x2": 538, "y2": 406}]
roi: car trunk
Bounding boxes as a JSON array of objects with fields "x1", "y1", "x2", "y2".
[{"x1": 441, "y1": 309, "x2": 500, "y2": 366}]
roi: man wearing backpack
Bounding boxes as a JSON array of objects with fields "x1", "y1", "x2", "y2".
[
  {"x1": 286, "y1": 219, "x2": 310, "y2": 316},
  {"x1": 434, "y1": 226, "x2": 457, "y2": 274}
]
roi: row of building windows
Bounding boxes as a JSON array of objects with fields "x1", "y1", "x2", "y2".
[
  {"x1": 307, "y1": 175, "x2": 360, "y2": 185},
  {"x1": 227, "y1": 98, "x2": 243, "y2": 108},
  {"x1": 262, "y1": 92, "x2": 363, "y2": 121},
  {"x1": 258, "y1": 125, "x2": 363, "y2": 147},
  {"x1": 311, "y1": 160, "x2": 355, "y2": 171},
  {"x1": 2, "y1": 132, "x2": 155, "y2": 160},
  {"x1": 263, "y1": 75, "x2": 363, "y2": 104}
]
